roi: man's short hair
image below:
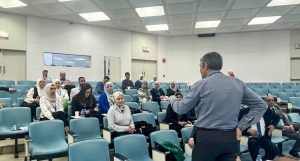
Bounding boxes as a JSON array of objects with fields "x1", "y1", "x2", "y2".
[
  {"x1": 125, "y1": 72, "x2": 130, "y2": 76},
  {"x1": 200, "y1": 52, "x2": 223, "y2": 70},
  {"x1": 78, "y1": 77, "x2": 85, "y2": 82},
  {"x1": 104, "y1": 76, "x2": 110, "y2": 80}
]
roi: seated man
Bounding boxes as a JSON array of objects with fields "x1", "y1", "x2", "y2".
[{"x1": 266, "y1": 96, "x2": 300, "y2": 158}]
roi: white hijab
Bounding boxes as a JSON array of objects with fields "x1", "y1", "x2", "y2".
[
  {"x1": 44, "y1": 83, "x2": 56, "y2": 102},
  {"x1": 36, "y1": 79, "x2": 46, "y2": 97}
]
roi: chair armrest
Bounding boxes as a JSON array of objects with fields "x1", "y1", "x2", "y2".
[
  {"x1": 272, "y1": 129, "x2": 283, "y2": 137},
  {"x1": 114, "y1": 153, "x2": 129, "y2": 161},
  {"x1": 240, "y1": 136, "x2": 248, "y2": 146},
  {"x1": 102, "y1": 128, "x2": 112, "y2": 144},
  {"x1": 159, "y1": 122, "x2": 170, "y2": 130},
  {"x1": 184, "y1": 143, "x2": 192, "y2": 156},
  {"x1": 67, "y1": 131, "x2": 78, "y2": 144},
  {"x1": 152, "y1": 148, "x2": 169, "y2": 161},
  {"x1": 24, "y1": 136, "x2": 31, "y2": 156}
]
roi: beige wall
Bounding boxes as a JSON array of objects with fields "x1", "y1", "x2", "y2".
[
  {"x1": 131, "y1": 32, "x2": 158, "y2": 61},
  {"x1": 290, "y1": 30, "x2": 300, "y2": 58},
  {"x1": 0, "y1": 12, "x2": 26, "y2": 50}
]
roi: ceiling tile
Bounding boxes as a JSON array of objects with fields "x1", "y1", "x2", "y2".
[
  {"x1": 167, "y1": 2, "x2": 196, "y2": 14},
  {"x1": 168, "y1": 13, "x2": 194, "y2": 23},
  {"x1": 93, "y1": 0, "x2": 130, "y2": 10},
  {"x1": 91, "y1": 20, "x2": 120, "y2": 28},
  {"x1": 129, "y1": 0, "x2": 162, "y2": 7},
  {"x1": 2, "y1": 6, "x2": 48, "y2": 17},
  {"x1": 241, "y1": 24, "x2": 269, "y2": 31},
  {"x1": 171, "y1": 28, "x2": 193, "y2": 35},
  {"x1": 123, "y1": 26, "x2": 147, "y2": 33},
  {"x1": 48, "y1": 14, "x2": 86, "y2": 23},
  {"x1": 199, "y1": 0, "x2": 233, "y2": 12},
  {"x1": 63, "y1": 0, "x2": 100, "y2": 13},
  {"x1": 197, "y1": 11, "x2": 225, "y2": 21},
  {"x1": 116, "y1": 18, "x2": 142, "y2": 27},
  {"x1": 106, "y1": 9, "x2": 138, "y2": 19},
  {"x1": 216, "y1": 26, "x2": 243, "y2": 33},
  {"x1": 165, "y1": 0, "x2": 195, "y2": 4},
  {"x1": 194, "y1": 28, "x2": 216, "y2": 34},
  {"x1": 225, "y1": 9, "x2": 259, "y2": 19},
  {"x1": 292, "y1": 23, "x2": 300, "y2": 29},
  {"x1": 141, "y1": 16, "x2": 167, "y2": 25},
  {"x1": 219, "y1": 18, "x2": 250, "y2": 27},
  {"x1": 266, "y1": 22, "x2": 299, "y2": 29},
  {"x1": 277, "y1": 14, "x2": 300, "y2": 23},
  {"x1": 256, "y1": 6, "x2": 294, "y2": 17},
  {"x1": 232, "y1": 0, "x2": 269, "y2": 9},
  {"x1": 21, "y1": 0, "x2": 57, "y2": 5},
  {"x1": 35, "y1": 3, "x2": 73, "y2": 16},
  {"x1": 169, "y1": 22, "x2": 193, "y2": 30},
  {"x1": 289, "y1": 5, "x2": 300, "y2": 14}
]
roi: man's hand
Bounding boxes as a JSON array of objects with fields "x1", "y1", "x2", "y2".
[
  {"x1": 188, "y1": 138, "x2": 194, "y2": 148},
  {"x1": 283, "y1": 125, "x2": 295, "y2": 133},
  {"x1": 236, "y1": 128, "x2": 242, "y2": 140},
  {"x1": 236, "y1": 156, "x2": 241, "y2": 161},
  {"x1": 268, "y1": 125, "x2": 275, "y2": 136},
  {"x1": 247, "y1": 128, "x2": 259, "y2": 137},
  {"x1": 8, "y1": 88, "x2": 17, "y2": 93}
]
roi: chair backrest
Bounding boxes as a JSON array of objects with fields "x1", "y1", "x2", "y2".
[
  {"x1": 114, "y1": 134, "x2": 151, "y2": 161},
  {"x1": 36, "y1": 107, "x2": 41, "y2": 120},
  {"x1": 69, "y1": 139, "x2": 110, "y2": 161},
  {"x1": 29, "y1": 120, "x2": 66, "y2": 146},
  {"x1": 17, "y1": 80, "x2": 35, "y2": 86},
  {"x1": 16, "y1": 98, "x2": 24, "y2": 107},
  {"x1": 289, "y1": 97, "x2": 300, "y2": 106},
  {"x1": 103, "y1": 117, "x2": 108, "y2": 129},
  {"x1": 0, "y1": 80, "x2": 15, "y2": 86},
  {"x1": 87, "y1": 81, "x2": 97, "y2": 86},
  {"x1": 123, "y1": 95, "x2": 133, "y2": 102},
  {"x1": 0, "y1": 90, "x2": 12, "y2": 98},
  {"x1": 125, "y1": 89, "x2": 138, "y2": 96},
  {"x1": 133, "y1": 113, "x2": 156, "y2": 127},
  {"x1": 160, "y1": 101, "x2": 170, "y2": 110},
  {"x1": 70, "y1": 118, "x2": 101, "y2": 142},
  {"x1": 11, "y1": 85, "x2": 32, "y2": 92},
  {"x1": 125, "y1": 102, "x2": 140, "y2": 109},
  {"x1": 278, "y1": 92, "x2": 293, "y2": 101},
  {"x1": 150, "y1": 130, "x2": 179, "y2": 148},
  {"x1": 157, "y1": 112, "x2": 166, "y2": 123},
  {"x1": 295, "y1": 93, "x2": 300, "y2": 97},
  {"x1": 142, "y1": 102, "x2": 160, "y2": 116},
  {"x1": 181, "y1": 126, "x2": 193, "y2": 144},
  {"x1": 113, "y1": 89, "x2": 123, "y2": 93},
  {"x1": 0, "y1": 107, "x2": 31, "y2": 130},
  {"x1": 288, "y1": 113, "x2": 300, "y2": 123},
  {"x1": 0, "y1": 98, "x2": 12, "y2": 107}
]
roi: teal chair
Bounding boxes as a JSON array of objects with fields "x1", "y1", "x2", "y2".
[
  {"x1": 160, "y1": 101, "x2": 170, "y2": 111},
  {"x1": 268, "y1": 83, "x2": 280, "y2": 88},
  {"x1": 125, "y1": 89, "x2": 138, "y2": 96},
  {"x1": 179, "y1": 85, "x2": 189, "y2": 90},
  {"x1": 0, "y1": 107, "x2": 31, "y2": 158},
  {"x1": 35, "y1": 107, "x2": 41, "y2": 120},
  {"x1": 181, "y1": 126, "x2": 194, "y2": 155},
  {"x1": 16, "y1": 98, "x2": 24, "y2": 107},
  {"x1": 0, "y1": 98, "x2": 12, "y2": 107},
  {"x1": 142, "y1": 102, "x2": 161, "y2": 119},
  {"x1": 157, "y1": 112, "x2": 170, "y2": 130},
  {"x1": 25, "y1": 120, "x2": 68, "y2": 161},
  {"x1": 282, "y1": 83, "x2": 294, "y2": 89},
  {"x1": 87, "y1": 81, "x2": 97, "y2": 86},
  {"x1": 11, "y1": 91, "x2": 26, "y2": 106},
  {"x1": 125, "y1": 102, "x2": 141, "y2": 109},
  {"x1": 124, "y1": 95, "x2": 133, "y2": 102},
  {"x1": 11, "y1": 85, "x2": 32, "y2": 92},
  {"x1": 69, "y1": 139, "x2": 110, "y2": 161},
  {"x1": 114, "y1": 134, "x2": 153, "y2": 161},
  {"x1": 289, "y1": 97, "x2": 300, "y2": 110},
  {"x1": 0, "y1": 90, "x2": 12, "y2": 98},
  {"x1": 0, "y1": 80, "x2": 15, "y2": 86},
  {"x1": 253, "y1": 88, "x2": 267, "y2": 97},
  {"x1": 132, "y1": 113, "x2": 156, "y2": 128},
  {"x1": 288, "y1": 113, "x2": 300, "y2": 123},
  {"x1": 295, "y1": 93, "x2": 300, "y2": 97},
  {"x1": 68, "y1": 118, "x2": 101, "y2": 143},
  {"x1": 113, "y1": 89, "x2": 123, "y2": 93},
  {"x1": 268, "y1": 88, "x2": 282, "y2": 96},
  {"x1": 277, "y1": 92, "x2": 293, "y2": 103},
  {"x1": 17, "y1": 80, "x2": 35, "y2": 86}
]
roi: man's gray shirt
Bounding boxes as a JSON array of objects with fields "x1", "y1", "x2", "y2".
[{"x1": 170, "y1": 71, "x2": 267, "y2": 131}]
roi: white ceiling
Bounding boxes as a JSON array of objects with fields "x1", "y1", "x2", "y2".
[{"x1": 1, "y1": 0, "x2": 300, "y2": 36}]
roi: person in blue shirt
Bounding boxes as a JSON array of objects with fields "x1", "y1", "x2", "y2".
[
  {"x1": 134, "y1": 74, "x2": 144, "y2": 90},
  {"x1": 150, "y1": 81, "x2": 168, "y2": 106},
  {"x1": 98, "y1": 82, "x2": 114, "y2": 115},
  {"x1": 95, "y1": 76, "x2": 110, "y2": 95}
]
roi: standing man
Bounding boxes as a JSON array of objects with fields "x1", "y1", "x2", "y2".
[
  {"x1": 95, "y1": 76, "x2": 110, "y2": 95},
  {"x1": 169, "y1": 52, "x2": 267, "y2": 161},
  {"x1": 121, "y1": 72, "x2": 134, "y2": 91},
  {"x1": 59, "y1": 71, "x2": 71, "y2": 87}
]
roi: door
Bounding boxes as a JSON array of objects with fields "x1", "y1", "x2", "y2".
[
  {"x1": 131, "y1": 59, "x2": 157, "y2": 82},
  {"x1": 104, "y1": 56, "x2": 120, "y2": 82},
  {"x1": 0, "y1": 49, "x2": 26, "y2": 80}
]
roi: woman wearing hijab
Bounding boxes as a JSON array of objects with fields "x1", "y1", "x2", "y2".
[
  {"x1": 166, "y1": 81, "x2": 180, "y2": 96},
  {"x1": 138, "y1": 80, "x2": 152, "y2": 103},
  {"x1": 39, "y1": 83, "x2": 68, "y2": 126},
  {"x1": 98, "y1": 82, "x2": 114, "y2": 115},
  {"x1": 134, "y1": 74, "x2": 144, "y2": 89},
  {"x1": 21, "y1": 79, "x2": 46, "y2": 120},
  {"x1": 53, "y1": 79, "x2": 69, "y2": 101}
]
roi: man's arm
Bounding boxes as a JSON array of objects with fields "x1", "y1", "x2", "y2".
[
  {"x1": 0, "y1": 87, "x2": 9, "y2": 91},
  {"x1": 237, "y1": 87, "x2": 267, "y2": 131}
]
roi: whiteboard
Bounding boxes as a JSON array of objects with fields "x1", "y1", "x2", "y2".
[{"x1": 291, "y1": 58, "x2": 300, "y2": 79}]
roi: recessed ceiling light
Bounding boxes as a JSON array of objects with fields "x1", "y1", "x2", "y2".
[
  {"x1": 195, "y1": 20, "x2": 221, "y2": 28},
  {"x1": 79, "y1": 12, "x2": 110, "y2": 22},
  {"x1": 248, "y1": 16, "x2": 281, "y2": 25},
  {"x1": 146, "y1": 24, "x2": 168, "y2": 31},
  {"x1": 135, "y1": 6, "x2": 165, "y2": 17},
  {"x1": 267, "y1": 0, "x2": 300, "y2": 7},
  {"x1": 58, "y1": 0, "x2": 73, "y2": 2},
  {"x1": 0, "y1": 0, "x2": 27, "y2": 8}
]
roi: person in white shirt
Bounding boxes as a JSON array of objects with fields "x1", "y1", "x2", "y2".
[
  {"x1": 53, "y1": 79, "x2": 69, "y2": 101},
  {"x1": 70, "y1": 77, "x2": 85, "y2": 99}
]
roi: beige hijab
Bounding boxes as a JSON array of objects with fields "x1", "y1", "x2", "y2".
[
  {"x1": 36, "y1": 79, "x2": 46, "y2": 96},
  {"x1": 44, "y1": 83, "x2": 56, "y2": 102}
]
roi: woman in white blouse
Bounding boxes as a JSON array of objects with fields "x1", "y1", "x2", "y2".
[
  {"x1": 107, "y1": 91, "x2": 135, "y2": 137},
  {"x1": 53, "y1": 79, "x2": 69, "y2": 101},
  {"x1": 138, "y1": 80, "x2": 152, "y2": 103},
  {"x1": 39, "y1": 83, "x2": 68, "y2": 126}
]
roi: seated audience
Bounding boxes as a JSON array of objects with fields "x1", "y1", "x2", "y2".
[
  {"x1": 59, "y1": 71, "x2": 71, "y2": 87},
  {"x1": 138, "y1": 81, "x2": 152, "y2": 103},
  {"x1": 107, "y1": 92, "x2": 136, "y2": 137},
  {"x1": 70, "y1": 77, "x2": 86, "y2": 99},
  {"x1": 53, "y1": 79, "x2": 69, "y2": 101},
  {"x1": 95, "y1": 76, "x2": 110, "y2": 95},
  {"x1": 21, "y1": 79, "x2": 46, "y2": 120},
  {"x1": 0, "y1": 87, "x2": 16, "y2": 93},
  {"x1": 266, "y1": 96, "x2": 300, "y2": 158},
  {"x1": 98, "y1": 82, "x2": 114, "y2": 115},
  {"x1": 148, "y1": 75, "x2": 157, "y2": 89},
  {"x1": 135, "y1": 74, "x2": 144, "y2": 90},
  {"x1": 150, "y1": 81, "x2": 167, "y2": 105},
  {"x1": 165, "y1": 92, "x2": 192, "y2": 133},
  {"x1": 71, "y1": 83, "x2": 99, "y2": 119},
  {"x1": 39, "y1": 83, "x2": 68, "y2": 126},
  {"x1": 166, "y1": 81, "x2": 180, "y2": 96},
  {"x1": 42, "y1": 69, "x2": 52, "y2": 81},
  {"x1": 122, "y1": 72, "x2": 134, "y2": 91}
]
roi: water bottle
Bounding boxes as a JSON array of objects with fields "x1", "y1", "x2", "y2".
[
  {"x1": 80, "y1": 109, "x2": 86, "y2": 117},
  {"x1": 11, "y1": 124, "x2": 17, "y2": 131},
  {"x1": 256, "y1": 155, "x2": 262, "y2": 161}
]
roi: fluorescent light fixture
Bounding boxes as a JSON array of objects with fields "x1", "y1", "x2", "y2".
[
  {"x1": 74, "y1": 58, "x2": 86, "y2": 61},
  {"x1": 146, "y1": 24, "x2": 168, "y2": 31},
  {"x1": 267, "y1": 0, "x2": 300, "y2": 7},
  {"x1": 79, "y1": 12, "x2": 110, "y2": 21},
  {"x1": 195, "y1": 20, "x2": 221, "y2": 28},
  {"x1": 0, "y1": 0, "x2": 27, "y2": 8},
  {"x1": 135, "y1": 6, "x2": 165, "y2": 17},
  {"x1": 58, "y1": 0, "x2": 73, "y2": 2},
  {"x1": 248, "y1": 16, "x2": 281, "y2": 25}
]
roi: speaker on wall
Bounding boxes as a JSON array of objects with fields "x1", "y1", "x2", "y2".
[{"x1": 197, "y1": 33, "x2": 215, "y2": 37}]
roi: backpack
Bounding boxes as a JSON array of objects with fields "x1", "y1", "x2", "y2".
[
  {"x1": 134, "y1": 121, "x2": 155, "y2": 136},
  {"x1": 155, "y1": 140, "x2": 185, "y2": 161}
]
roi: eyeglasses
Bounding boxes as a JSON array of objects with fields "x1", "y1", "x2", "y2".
[{"x1": 266, "y1": 100, "x2": 274, "y2": 102}]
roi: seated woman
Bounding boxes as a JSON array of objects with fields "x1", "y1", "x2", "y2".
[
  {"x1": 98, "y1": 82, "x2": 114, "y2": 115},
  {"x1": 166, "y1": 81, "x2": 180, "y2": 96},
  {"x1": 71, "y1": 83, "x2": 99, "y2": 118},
  {"x1": 21, "y1": 79, "x2": 46, "y2": 120},
  {"x1": 134, "y1": 74, "x2": 144, "y2": 89},
  {"x1": 107, "y1": 92, "x2": 136, "y2": 137},
  {"x1": 165, "y1": 92, "x2": 192, "y2": 133},
  {"x1": 53, "y1": 79, "x2": 69, "y2": 101},
  {"x1": 138, "y1": 80, "x2": 152, "y2": 103},
  {"x1": 39, "y1": 83, "x2": 68, "y2": 126},
  {"x1": 150, "y1": 81, "x2": 168, "y2": 105}
]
